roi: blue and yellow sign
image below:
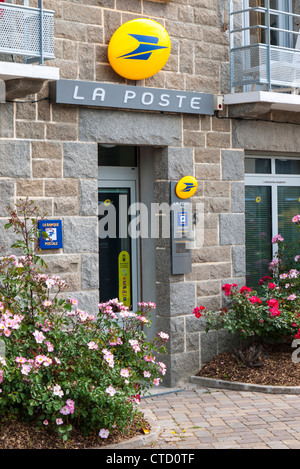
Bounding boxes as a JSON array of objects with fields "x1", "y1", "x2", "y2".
[
  {"x1": 118, "y1": 251, "x2": 131, "y2": 307},
  {"x1": 38, "y1": 220, "x2": 63, "y2": 250},
  {"x1": 108, "y1": 19, "x2": 171, "y2": 80},
  {"x1": 175, "y1": 176, "x2": 198, "y2": 199}
]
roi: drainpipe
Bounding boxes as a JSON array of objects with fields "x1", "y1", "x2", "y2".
[
  {"x1": 0, "y1": 79, "x2": 5, "y2": 103},
  {"x1": 38, "y1": 0, "x2": 44, "y2": 65},
  {"x1": 266, "y1": 0, "x2": 272, "y2": 91}
]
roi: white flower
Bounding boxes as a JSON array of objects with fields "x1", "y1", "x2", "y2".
[
  {"x1": 102, "y1": 349, "x2": 114, "y2": 368},
  {"x1": 158, "y1": 331, "x2": 169, "y2": 340},
  {"x1": 99, "y1": 429, "x2": 109, "y2": 439},
  {"x1": 60, "y1": 406, "x2": 71, "y2": 415},
  {"x1": 21, "y1": 364, "x2": 32, "y2": 375},
  {"x1": 105, "y1": 385, "x2": 117, "y2": 396},
  {"x1": 32, "y1": 330, "x2": 46, "y2": 344},
  {"x1": 46, "y1": 342, "x2": 54, "y2": 352},
  {"x1": 43, "y1": 357, "x2": 53, "y2": 367},
  {"x1": 87, "y1": 341, "x2": 98, "y2": 350},
  {"x1": 77, "y1": 310, "x2": 88, "y2": 322},
  {"x1": 46, "y1": 278, "x2": 56, "y2": 288},
  {"x1": 120, "y1": 368, "x2": 130, "y2": 378},
  {"x1": 53, "y1": 384, "x2": 64, "y2": 397}
]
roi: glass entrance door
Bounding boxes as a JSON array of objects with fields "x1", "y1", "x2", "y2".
[
  {"x1": 98, "y1": 187, "x2": 132, "y2": 305},
  {"x1": 98, "y1": 167, "x2": 139, "y2": 310}
]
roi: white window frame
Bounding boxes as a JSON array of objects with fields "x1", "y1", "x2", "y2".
[
  {"x1": 242, "y1": 0, "x2": 293, "y2": 47},
  {"x1": 245, "y1": 155, "x2": 300, "y2": 258}
]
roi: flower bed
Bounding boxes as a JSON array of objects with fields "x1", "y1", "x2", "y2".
[
  {"x1": 192, "y1": 214, "x2": 300, "y2": 387},
  {"x1": 0, "y1": 413, "x2": 151, "y2": 449},
  {"x1": 196, "y1": 342, "x2": 300, "y2": 387},
  {"x1": 0, "y1": 200, "x2": 168, "y2": 447}
]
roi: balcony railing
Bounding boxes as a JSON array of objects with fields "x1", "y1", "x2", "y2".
[
  {"x1": 229, "y1": 0, "x2": 300, "y2": 93},
  {"x1": 0, "y1": 0, "x2": 55, "y2": 65}
]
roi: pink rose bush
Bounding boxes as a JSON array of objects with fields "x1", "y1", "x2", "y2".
[
  {"x1": 194, "y1": 215, "x2": 300, "y2": 343},
  {"x1": 0, "y1": 200, "x2": 168, "y2": 443}
]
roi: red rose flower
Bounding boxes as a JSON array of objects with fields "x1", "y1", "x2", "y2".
[
  {"x1": 222, "y1": 283, "x2": 237, "y2": 296},
  {"x1": 248, "y1": 296, "x2": 262, "y2": 304},
  {"x1": 267, "y1": 298, "x2": 279, "y2": 309},
  {"x1": 193, "y1": 306, "x2": 205, "y2": 318},
  {"x1": 269, "y1": 307, "x2": 281, "y2": 317},
  {"x1": 259, "y1": 275, "x2": 272, "y2": 285},
  {"x1": 239, "y1": 286, "x2": 251, "y2": 294}
]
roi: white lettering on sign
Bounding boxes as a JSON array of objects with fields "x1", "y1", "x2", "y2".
[
  {"x1": 53, "y1": 80, "x2": 215, "y2": 116},
  {"x1": 73, "y1": 85, "x2": 84, "y2": 100},
  {"x1": 141, "y1": 92, "x2": 154, "y2": 106},
  {"x1": 124, "y1": 90, "x2": 136, "y2": 103},
  {"x1": 176, "y1": 95, "x2": 187, "y2": 108},
  {"x1": 159, "y1": 94, "x2": 170, "y2": 107},
  {"x1": 74, "y1": 86, "x2": 206, "y2": 111},
  {"x1": 92, "y1": 88, "x2": 105, "y2": 101},
  {"x1": 263, "y1": 180, "x2": 286, "y2": 184},
  {"x1": 191, "y1": 97, "x2": 202, "y2": 109}
]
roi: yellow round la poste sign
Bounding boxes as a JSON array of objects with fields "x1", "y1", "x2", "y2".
[
  {"x1": 175, "y1": 176, "x2": 198, "y2": 199},
  {"x1": 108, "y1": 19, "x2": 171, "y2": 80}
]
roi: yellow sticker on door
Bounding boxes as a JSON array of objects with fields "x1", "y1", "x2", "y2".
[
  {"x1": 118, "y1": 251, "x2": 131, "y2": 307},
  {"x1": 108, "y1": 18, "x2": 171, "y2": 80}
]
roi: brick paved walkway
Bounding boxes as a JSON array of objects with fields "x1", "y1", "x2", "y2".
[{"x1": 140, "y1": 387, "x2": 300, "y2": 449}]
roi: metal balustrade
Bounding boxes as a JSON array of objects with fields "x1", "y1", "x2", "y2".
[
  {"x1": 229, "y1": 0, "x2": 300, "y2": 93},
  {"x1": 0, "y1": 0, "x2": 55, "y2": 65}
]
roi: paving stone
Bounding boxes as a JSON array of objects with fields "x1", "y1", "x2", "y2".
[{"x1": 139, "y1": 388, "x2": 300, "y2": 449}]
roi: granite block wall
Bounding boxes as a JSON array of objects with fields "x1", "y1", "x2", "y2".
[{"x1": 1, "y1": 0, "x2": 298, "y2": 385}]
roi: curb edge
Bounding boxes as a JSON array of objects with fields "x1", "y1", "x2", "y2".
[
  {"x1": 88, "y1": 417, "x2": 160, "y2": 450},
  {"x1": 190, "y1": 375, "x2": 300, "y2": 394}
]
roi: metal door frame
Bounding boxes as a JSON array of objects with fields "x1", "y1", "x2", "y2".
[{"x1": 98, "y1": 166, "x2": 140, "y2": 311}]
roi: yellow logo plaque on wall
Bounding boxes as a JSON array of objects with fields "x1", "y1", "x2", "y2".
[
  {"x1": 108, "y1": 18, "x2": 171, "y2": 80},
  {"x1": 118, "y1": 251, "x2": 131, "y2": 307},
  {"x1": 175, "y1": 176, "x2": 198, "y2": 199}
]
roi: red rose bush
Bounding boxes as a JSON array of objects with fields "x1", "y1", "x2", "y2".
[{"x1": 193, "y1": 215, "x2": 300, "y2": 344}]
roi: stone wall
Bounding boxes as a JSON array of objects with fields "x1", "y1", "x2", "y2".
[
  {"x1": 0, "y1": 0, "x2": 250, "y2": 386},
  {"x1": 18, "y1": 0, "x2": 229, "y2": 95}
]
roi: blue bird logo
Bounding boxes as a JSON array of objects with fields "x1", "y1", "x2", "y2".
[
  {"x1": 181, "y1": 183, "x2": 197, "y2": 193},
  {"x1": 118, "y1": 34, "x2": 168, "y2": 61}
]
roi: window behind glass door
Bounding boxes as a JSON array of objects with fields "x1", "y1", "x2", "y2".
[
  {"x1": 245, "y1": 156, "x2": 300, "y2": 288},
  {"x1": 243, "y1": 0, "x2": 293, "y2": 48}
]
